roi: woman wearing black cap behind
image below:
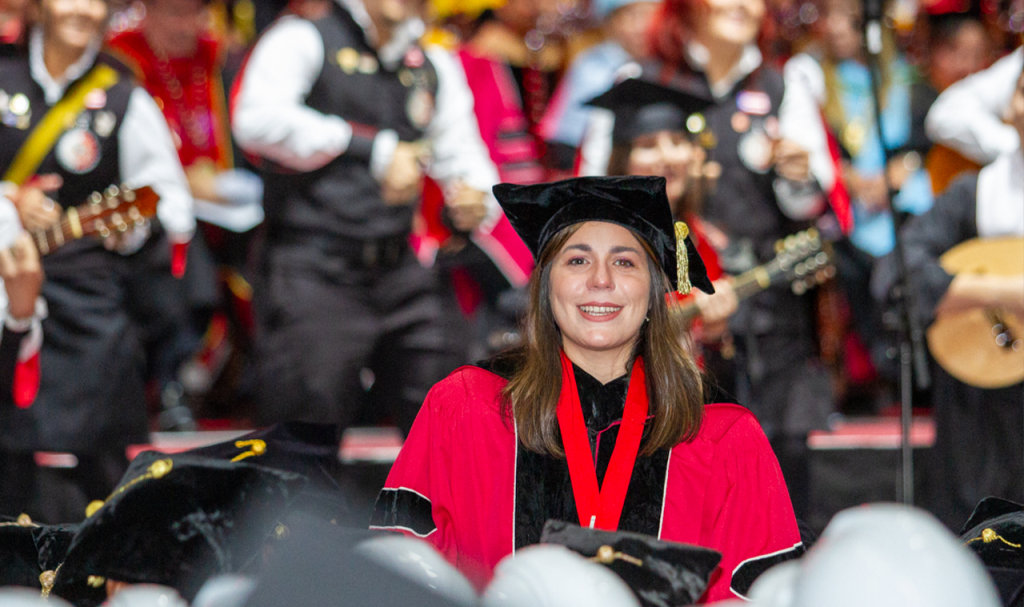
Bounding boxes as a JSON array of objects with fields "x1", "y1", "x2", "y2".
[{"x1": 372, "y1": 176, "x2": 802, "y2": 602}]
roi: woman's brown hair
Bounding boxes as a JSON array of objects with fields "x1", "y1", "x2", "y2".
[{"x1": 500, "y1": 223, "x2": 705, "y2": 458}]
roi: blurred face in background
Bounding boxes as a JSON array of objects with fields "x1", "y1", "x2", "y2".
[
  {"x1": 364, "y1": 0, "x2": 427, "y2": 32},
  {"x1": 144, "y1": 0, "x2": 205, "y2": 57},
  {"x1": 605, "y1": 1, "x2": 658, "y2": 59},
  {"x1": 929, "y1": 20, "x2": 989, "y2": 91},
  {"x1": 38, "y1": 0, "x2": 107, "y2": 53},
  {"x1": 690, "y1": 0, "x2": 764, "y2": 50},
  {"x1": 822, "y1": 0, "x2": 862, "y2": 61},
  {"x1": 494, "y1": 0, "x2": 541, "y2": 35},
  {"x1": 627, "y1": 130, "x2": 697, "y2": 210}
]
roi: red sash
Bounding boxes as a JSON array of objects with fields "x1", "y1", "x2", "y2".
[{"x1": 557, "y1": 352, "x2": 648, "y2": 531}]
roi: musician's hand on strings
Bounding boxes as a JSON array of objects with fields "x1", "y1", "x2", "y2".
[
  {"x1": 0, "y1": 233, "x2": 43, "y2": 322},
  {"x1": 937, "y1": 274, "x2": 1024, "y2": 319},
  {"x1": 10, "y1": 174, "x2": 63, "y2": 231},
  {"x1": 446, "y1": 184, "x2": 488, "y2": 233},
  {"x1": 695, "y1": 278, "x2": 738, "y2": 341},
  {"x1": 381, "y1": 141, "x2": 427, "y2": 206}
]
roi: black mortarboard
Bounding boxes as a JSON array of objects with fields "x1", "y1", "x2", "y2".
[
  {"x1": 493, "y1": 176, "x2": 714, "y2": 294},
  {"x1": 54, "y1": 451, "x2": 306, "y2": 602},
  {"x1": 0, "y1": 516, "x2": 106, "y2": 606},
  {"x1": 586, "y1": 76, "x2": 713, "y2": 145},
  {"x1": 960, "y1": 497, "x2": 1024, "y2": 607},
  {"x1": 186, "y1": 422, "x2": 354, "y2": 525},
  {"x1": 540, "y1": 519, "x2": 722, "y2": 607}
]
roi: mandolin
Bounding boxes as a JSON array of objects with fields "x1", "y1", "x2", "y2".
[
  {"x1": 29, "y1": 185, "x2": 159, "y2": 255},
  {"x1": 672, "y1": 228, "x2": 835, "y2": 325},
  {"x1": 926, "y1": 237, "x2": 1024, "y2": 389}
]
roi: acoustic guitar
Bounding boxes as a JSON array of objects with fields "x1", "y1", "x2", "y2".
[
  {"x1": 926, "y1": 237, "x2": 1024, "y2": 389},
  {"x1": 672, "y1": 228, "x2": 835, "y2": 325},
  {"x1": 28, "y1": 185, "x2": 159, "y2": 255}
]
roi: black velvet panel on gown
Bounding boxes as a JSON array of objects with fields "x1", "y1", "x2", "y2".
[{"x1": 512, "y1": 363, "x2": 669, "y2": 549}]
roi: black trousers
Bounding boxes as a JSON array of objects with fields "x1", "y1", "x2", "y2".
[
  {"x1": 928, "y1": 366, "x2": 1024, "y2": 530},
  {"x1": 254, "y1": 242, "x2": 463, "y2": 435}
]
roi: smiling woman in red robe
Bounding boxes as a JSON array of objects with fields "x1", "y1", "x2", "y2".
[{"x1": 371, "y1": 176, "x2": 802, "y2": 602}]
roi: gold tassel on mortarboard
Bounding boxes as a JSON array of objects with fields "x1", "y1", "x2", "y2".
[{"x1": 674, "y1": 222, "x2": 692, "y2": 295}]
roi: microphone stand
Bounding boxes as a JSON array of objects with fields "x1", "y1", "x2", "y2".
[{"x1": 860, "y1": 0, "x2": 932, "y2": 505}]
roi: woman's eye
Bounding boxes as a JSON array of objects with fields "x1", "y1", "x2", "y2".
[
  {"x1": 567, "y1": 257, "x2": 587, "y2": 266},
  {"x1": 614, "y1": 258, "x2": 636, "y2": 267}
]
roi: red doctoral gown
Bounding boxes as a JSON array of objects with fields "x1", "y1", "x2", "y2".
[{"x1": 372, "y1": 363, "x2": 803, "y2": 602}]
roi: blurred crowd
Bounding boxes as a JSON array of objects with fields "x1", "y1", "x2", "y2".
[{"x1": 0, "y1": 0, "x2": 1021, "y2": 539}]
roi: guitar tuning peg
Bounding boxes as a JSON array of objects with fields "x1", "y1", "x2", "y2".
[
  {"x1": 122, "y1": 187, "x2": 135, "y2": 202},
  {"x1": 104, "y1": 185, "x2": 120, "y2": 199},
  {"x1": 774, "y1": 240, "x2": 785, "y2": 253},
  {"x1": 823, "y1": 266, "x2": 836, "y2": 279},
  {"x1": 89, "y1": 192, "x2": 103, "y2": 205},
  {"x1": 792, "y1": 281, "x2": 807, "y2": 295},
  {"x1": 94, "y1": 220, "x2": 110, "y2": 239},
  {"x1": 807, "y1": 227, "x2": 819, "y2": 240}
]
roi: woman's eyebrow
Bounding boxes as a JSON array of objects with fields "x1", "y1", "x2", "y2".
[{"x1": 610, "y1": 246, "x2": 642, "y2": 254}]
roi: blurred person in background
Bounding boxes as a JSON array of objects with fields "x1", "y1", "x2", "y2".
[
  {"x1": 539, "y1": 0, "x2": 659, "y2": 173},
  {"x1": 0, "y1": 0, "x2": 193, "y2": 518},
  {"x1": 785, "y1": 0, "x2": 935, "y2": 399},
  {"x1": 232, "y1": 0, "x2": 499, "y2": 435},
  {"x1": 582, "y1": 0, "x2": 837, "y2": 520},
  {"x1": 108, "y1": 0, "x2": 265, "y2": 424},
  {"x1": 874, "y1": 64, "x2": 1024, "y2": 530},
  {"x1": 0, "y1": 0, "x2": 27, "y2": 52}
]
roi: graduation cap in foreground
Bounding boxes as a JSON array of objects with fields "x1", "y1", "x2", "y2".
[
  {"x1": 493, "y1": 176, "x2": 714, "y2": 295},
  {"x1": 186, "y1": 422, "x2": 354, "y2": 524},
  {"x1": 54, "y1": 451, "x2": 307, "y2": 602},
  {"x1": 960, "y1": 497, "x2": 1024, "y2": 607},
  {"x1": 0, "y1": 515, "x2": 105, "y2": 605},
  {"x1": 539, "y1": 519, "x2": 722, "y2": 607},
  {"x1": 586, "y1": 75, "x2": 713, "y2": 146}
]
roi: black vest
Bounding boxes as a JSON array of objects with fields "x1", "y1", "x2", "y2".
[
  {"x1": 645, "y1": 60, "x2": 815, "y2": 337},
  {"x1": 261, "y1": 5, "x2": 439, "y2": 242}
]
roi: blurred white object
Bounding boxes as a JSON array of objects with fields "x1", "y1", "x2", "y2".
[
  {"x1": 748, "y1": 504, "x2": 1001, "y2": 607},
  {"x1": 191, "y1": 575, "x2": 257, "y2": 607},
  {"x1": 356, "y1": 535, "x2": 477, "y2": 605},
  {"x1": 482, "y1": 545, "x2": 640, "y2": 607},
  {"x1": 193, "y1": 169, "x2": 264, "y2": 232},
  {"x1": 0, "y1": 588, "x2": 72, "y2": 607},
  {"x1": 100, "y1": 585, "x2": 188, "y2": 607}
]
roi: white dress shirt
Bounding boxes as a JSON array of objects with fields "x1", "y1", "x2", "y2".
[
  {"x1": 925, "y1": 46, "x2": 1023, "y2": 166},
  {"x1": 15, "y1": 28, "x2": 195, "y2": 242},
  {"x1": 231, "y1": 0, "x2": 501, "y2": 220}
]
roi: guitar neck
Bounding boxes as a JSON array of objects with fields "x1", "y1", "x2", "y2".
[
  {"x1": 30, "y1": 208, "x2": 85, "y2": 256},
  {"x1": 674, "y1": 263, "x2": 776, "y2": 324}
]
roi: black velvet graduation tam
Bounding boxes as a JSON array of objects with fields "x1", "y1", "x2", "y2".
[
  {"x1": 960, "y1": 497, "x2": 1024, "y2": 607},
  {"x1": 540, "y1": 519, "x2": 722, "y2": 607},
  {"x1": 586, "y1": 75, "x2": 713, "y2": 145},
  {"x1": 0, "y1": 516, "x2": 106, "y2": 605},
  {"x1": 493, "y1": 176, "x2": 714, "y2": 294},
  {"x1": 54, "y1": 450, "x2": 307, "y2": 602},
  {"x1": 186, "y1": 422, "x2": 353, "y2": 524}
]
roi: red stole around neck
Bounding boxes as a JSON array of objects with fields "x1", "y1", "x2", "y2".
[{"x1": 556, "y1": 352, "x2": 648, "y2": 531}]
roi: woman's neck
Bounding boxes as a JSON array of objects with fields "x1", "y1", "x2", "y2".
[
  {"x1": 43, "y1": 39, "x2": 87, "y2": 81},
  {"x1": 563, "y1": 341, "x2": 633, "y2": 385},
  {"x1": 694, "y1": 37, "x2": 745, "y2": 88}
]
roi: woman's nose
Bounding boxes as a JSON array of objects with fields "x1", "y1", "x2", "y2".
[{"x1": 587, "y1": 261, "x2": 613, "y2": 289}]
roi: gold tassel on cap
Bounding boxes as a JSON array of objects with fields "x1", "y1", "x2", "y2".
[{"x1": 674, "y1": 222, "x2": 692, "y2": 295}]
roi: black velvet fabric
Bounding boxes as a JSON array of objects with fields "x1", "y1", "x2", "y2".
[
  {"x1": 513, "y1": 363, "x2": 669, "y2": 550},
  {"x1": 492, "y1": 176, "x2": 714, "y2": 294},
  {"x1": 0, "y1": 518, "x2": 107, "y2": 606},
  {"x1": 540, "y1": 519, "x2": 721, "y2": 607},
  {"x1": 586, "y1": 77, "x2": 712, "y2": 145},
  {"x1": 187, "y1": 422, "x2": 352, "y2": 524},
  {"x1": 55, "y1": 451, "x2": 306, "y2": 601},
  {"x1": 960, "y1": 498, "x2": 1024, "y2": 606}
]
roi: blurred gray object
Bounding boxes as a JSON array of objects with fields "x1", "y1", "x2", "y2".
[
  {"x1": 748, "y1": 504, "x2": 1001, "y2": 607},
  {"x1": 191, "y1": 575, "x2": 257, "y2": 607},
  {"x1": 100, "y1": 585, "x2": 188, "y2": 607},
  {"x1": 0, "y1": 588, "x2": 72, "y2": 607},
  {"x1": 482, "y1": 545, "x2": 640, "y2": 607},
  {"x1": 356, "y1": 536, "x2": 477, "y2": 605}
]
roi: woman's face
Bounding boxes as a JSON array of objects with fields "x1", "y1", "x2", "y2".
[
  {"x1": 626, "y1": 130, "x2": 696, "y2": 210},
  {"x1": 39, "y1": 0, "x2": 107, "y2": 53},
  {"x1": 548, "y1": 222, "x2": 652, "y2": 363},
  {"x1": 692, "y1": 0, "x2": 764, "y2": 49}
]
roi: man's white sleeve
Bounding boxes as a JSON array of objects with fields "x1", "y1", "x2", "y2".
[
  {"x1": 120, "y1": 87, "x2": 195, "y2": 241},
  {"x1": 925, "y1": 46, "x2": 1023, "y2": 165},
  {"x1": 231, "y1": 17, "x2": 356, "y2": 172}
]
